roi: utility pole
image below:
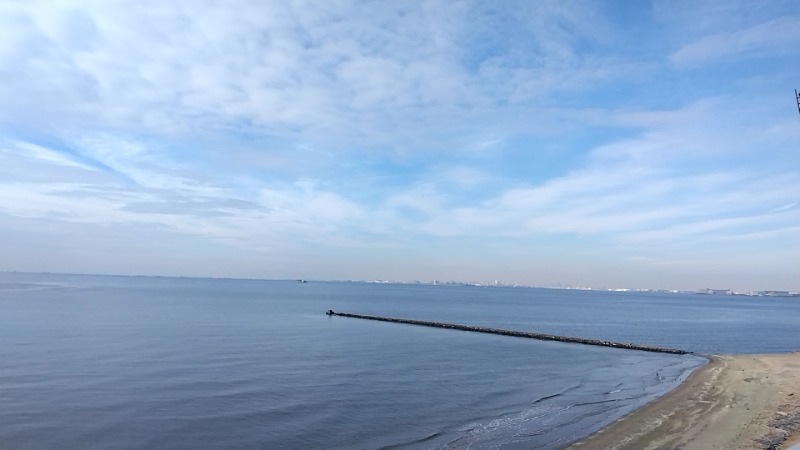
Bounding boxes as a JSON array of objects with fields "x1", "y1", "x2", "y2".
[{"x1": 796, "y1": 89, "x2": 800, "y2": 115}]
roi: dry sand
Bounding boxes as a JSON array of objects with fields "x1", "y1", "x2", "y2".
[{"x1": 568, "y1": 353, "x2": 800, "y2": 450}]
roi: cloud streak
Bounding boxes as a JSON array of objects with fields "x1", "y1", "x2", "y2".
[{"x1": 671, "y1": 16, "x2": 800, "y2": 68}]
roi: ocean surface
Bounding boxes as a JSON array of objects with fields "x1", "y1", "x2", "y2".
[{"x1": 1, "y1": 273, "x2": 798, "y2": 449}]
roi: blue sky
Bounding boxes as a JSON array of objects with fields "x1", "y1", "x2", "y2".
[{"x1": 1, "y1": 0, "x2": 798, "y2": 290}]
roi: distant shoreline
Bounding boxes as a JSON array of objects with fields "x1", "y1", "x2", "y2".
[
  {"x1": 568, "y1": 353, "x2": 800, "y2": 449},
  {"x1": 2, "y1": 271, "x2": 798, "y2": 295}
]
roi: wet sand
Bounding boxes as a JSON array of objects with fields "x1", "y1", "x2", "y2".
[{"x1": 569, "y1": 353, "x2": 800, "y2": 450}]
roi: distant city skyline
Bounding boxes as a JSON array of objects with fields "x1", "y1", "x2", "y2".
[{"x1": 1, "y1": 1, "x2": 798, "y2": 291}]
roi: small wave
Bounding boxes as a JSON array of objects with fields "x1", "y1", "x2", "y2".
[
  {"x1": 530, "y1": 383, "x2": 581, "y2": 405},
  {"x1": 381, "y1": 431, "x2": 442, "y2": 449},
  {"x1": 574, "y1": 398, "x2": 624, "y2": 407},
  {"x1": 0, "y1": 283, "x2": 63, "y2": 292}
]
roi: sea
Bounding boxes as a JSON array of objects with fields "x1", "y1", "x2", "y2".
[{"x1": 1, "y1": 273, "x2": 798, "y2": 449}]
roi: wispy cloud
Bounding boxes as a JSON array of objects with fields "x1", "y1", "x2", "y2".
[
  {"x1": 0, "y1": 1, "x2": 642, "y2": 151},
  {"x1": 10, "y1": 141, "x2": 94, "y2": 170},
  {"x1": 770, "y1": 203, "x2": 797, "y2": 213},
  {"x1": 671, "y1": 16, "x2": 800, "y2": 68}
]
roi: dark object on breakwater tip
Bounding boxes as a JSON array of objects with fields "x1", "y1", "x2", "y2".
[{"x1": 330, "y1": 312, "x2": 692, "y2": 355}]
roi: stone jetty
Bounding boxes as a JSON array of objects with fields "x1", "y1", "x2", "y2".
[{"x1": 327, "y1": 311, "x2": 691, "y2": 355}]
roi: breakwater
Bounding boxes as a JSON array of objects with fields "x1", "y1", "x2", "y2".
[{"x1": 327, "y1": 311, "x2": 691, "y2": 355}]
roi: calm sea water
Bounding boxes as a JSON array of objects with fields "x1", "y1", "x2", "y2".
[{"x1": 1, "y1": 273, "x2": 798, "y2": 449}]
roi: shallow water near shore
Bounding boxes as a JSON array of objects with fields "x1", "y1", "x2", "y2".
[{"x1": 1, "y1": 273, "x2": 797, "y2": 448}]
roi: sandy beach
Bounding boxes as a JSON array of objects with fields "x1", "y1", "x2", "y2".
[{"x1": 569, "y1": 353, "x2": 800, "y2": 450}]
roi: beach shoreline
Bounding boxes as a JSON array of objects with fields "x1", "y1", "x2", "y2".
[{"x1": 568, "y1": 353, "x2": 800, "y2": 450}]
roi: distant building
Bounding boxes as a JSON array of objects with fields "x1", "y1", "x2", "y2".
[
  {"x1": 756, "y1": 290, "x2": 797, "y2": 297},
  {"x1": 698, "y1": 288, "x2": 731, "y2": 295}
]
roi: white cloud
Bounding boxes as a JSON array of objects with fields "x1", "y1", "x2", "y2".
[
  {"x1": 388, "y1": 97, "x2": 800, "y2": 251},
  {"x1": 258, "y1": 179, "x2": 364, "y2": 226},
  {"x1": 386, "y1": 183, "x2": 446, "y2": 217}
]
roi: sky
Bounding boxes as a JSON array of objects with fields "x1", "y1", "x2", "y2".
[{"x1": 1, "y1": 0, "x2": 799, "y2": 291}]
